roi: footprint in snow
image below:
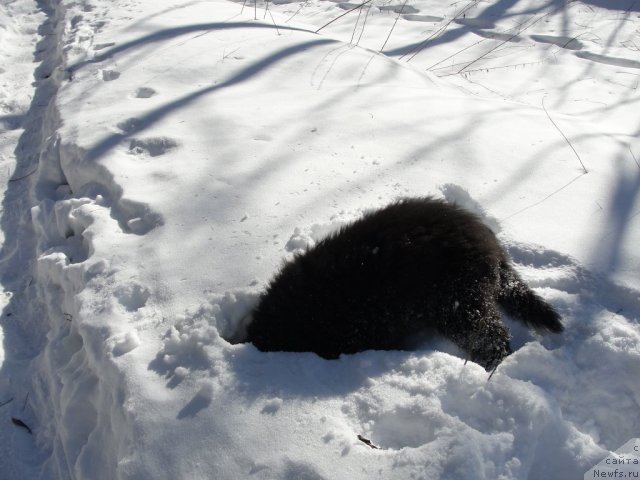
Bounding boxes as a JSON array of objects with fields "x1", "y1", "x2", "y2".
[
  {"x1": 114, "y1": 282, "x2": 150, "y2": 312},
  {"x1": 118, "y1": 198, "x2": 164, "y2": 235},
  {"x1": 134, "y1": 86, "x2": 156, "y2": 98},
  {"x1": 117, "y1": 117, "x2": 143, "y2": 134},
  {"x1": 128, "y1": 137, "x2": 178, "y2": 157},
  {"x1": 253, "y1": 133, "x2": 272, "y2": 142},
  {"x1": 261, "y1": 398, "x2": 283, "y2": 415},
  {"x1": 112, "y1": 330, "x2": 141, "y2": 356},
  {"x1": 101, "y1": 69, "x2": 120, "y2": 81}
]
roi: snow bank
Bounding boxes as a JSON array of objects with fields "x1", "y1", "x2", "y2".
[{"x1": 1, "y1": 0, "x2": 638, "y2": 479}]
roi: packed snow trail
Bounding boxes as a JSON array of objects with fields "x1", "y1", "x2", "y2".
[
  {"x1": 0, "y1": 0, "x2": 639, "y2": 479},
  {"x1": 1, "y1": 0, "x2": 140, "y2": 477},
  {"x1": 0, "y1": 0, "x2": 67, "y2": 477}
]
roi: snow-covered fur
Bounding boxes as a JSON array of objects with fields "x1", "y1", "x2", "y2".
[{"x1": 246, "y1": 198, "x2": 562, "y2": 371}]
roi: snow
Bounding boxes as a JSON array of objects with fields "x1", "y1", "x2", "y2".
[{"x1": 0, "y1": 0, "x2": 639, "y2": 479}]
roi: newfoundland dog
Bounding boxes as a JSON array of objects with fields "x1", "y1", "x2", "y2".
[{"x1": 245, "y1": 197, "x2": 562, "y2": 372}]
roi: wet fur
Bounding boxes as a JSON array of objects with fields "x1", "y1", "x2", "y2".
[{"x1": 246, "y1": 197, "x2": 563, "y2": 371}]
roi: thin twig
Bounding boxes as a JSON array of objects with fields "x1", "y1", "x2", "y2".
[
  {"x1": 357, "y1": 434, "x2": 380, "y2": 449},
  {"x1": 380, "y1": 0, "x2": 408, "y2": 51},
  {"x1": 427, "y1": 34, "x2": 487, "y2": 71},
  {"x1": 501, "y1": 173, "x2": 586, "y2": 221},
  {"x1": 22, "y1": 392, "x2": 29, "y2": 411},
  {"x1": 542, "y1": 96, "x2": 588, "y2": 173},
  {"x1": 630, "y1": 146, "x2": 640, "y2": 169},
  {"x1": 400, "y1": 0, "x2": 479, "y2": 62},
  {"x1": 427, "y1": 15, "x2": 533, "y2": 72},
  {"x1": 8, "y1": 167, "x2": 38, "y2": 183},
  {"x1": 356, "y1": 5, "x2": 372, "y2": 46},
  {"x1": 457, "y1": 0, "x2": 579, "y2": 74},
  {"x1": 356, "y1": 52, "x2": 378, "y2": 87},
  {"x1": 437, "y1": 60, "x2": 546, "y2": 76},
  {"x1": 12, "y1": 418, "x2": 32, "y2": 434},
  {"x1": 0, "y1": 397, "x2": 14, "y2": 408},
  {"x1": 350, "y1": 5, "x2": 364, "y2": 44},
  {"x1": 315, "y1": 0, "x2": 373, "y2": 34},
  {"x1": 456, "y1": 29, "x2": 526, "y2": 73},
  {"x1": 265, "y1": 5, "x2": 281, "y2": 35},
  {"x1": 286, "y1": 0, "x2": 310, "y2": 23}
]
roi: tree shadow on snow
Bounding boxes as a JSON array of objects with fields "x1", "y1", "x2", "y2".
[
  {"x1": 67, "y1": 22, "x2": 314, "y2": 74},
  {"x1": 81, "y1": 35, "x2": 336, "y2": 163}
]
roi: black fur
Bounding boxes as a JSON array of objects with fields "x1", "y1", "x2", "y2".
[{"x1": 246, "y1": 197, "x2": 562, "y2": 371}]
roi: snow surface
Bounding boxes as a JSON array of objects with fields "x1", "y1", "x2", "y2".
[{"x1": 0, "y1": 0, "x2": 639, "y2": 479}]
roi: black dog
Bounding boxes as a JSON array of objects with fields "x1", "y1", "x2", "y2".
[{"x1": 245, "y1": 197, "x2": 562, "y2": 371}]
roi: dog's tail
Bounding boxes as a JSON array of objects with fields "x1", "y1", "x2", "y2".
[{"x1": 498, "y1": 262, "x2": 563, "y2": 333}]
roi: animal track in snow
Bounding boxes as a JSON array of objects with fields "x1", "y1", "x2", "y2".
[
  {"x1": 369, "y1": 404, "x2": 442, "y2": 449},
  {"x1": 253, "y1": 133, "x2": 272, "y2": 142},
  {"x1": 111, "y1": 330, "x2": 141, "y2": 356},
  {"x1": 129, "y1": 137, "x2": 178, "y2": 157},
  {"x1": 261, "y1": 397, "x2": 283, "y2": 415},
  {"x1": 117, "y1": 117, "x2": 143, "y2": 134},
  {"x1": 134, "y1": 86, "x2": 156, "y2": 98},
  {"x1": 101, "y1": 69, "x2": 120, "y2": 81},
  {"x1": 150, "y1": 290, "x2": 260, "y2": 386},
  {"x1": 114, "y1": 282, "x2": 150, "y2": 312},
  {"x1": 117, "y1": 198, "x2": 164, "y2": 235}
]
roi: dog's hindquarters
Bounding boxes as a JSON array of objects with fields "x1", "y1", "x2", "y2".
[{"x1": 497, "y1": 262, "x2": 563, "y2": 333}]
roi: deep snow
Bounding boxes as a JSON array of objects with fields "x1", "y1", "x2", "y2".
[{"x1": 0, "y1": 0, "x2": 639, "y2": 479}]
